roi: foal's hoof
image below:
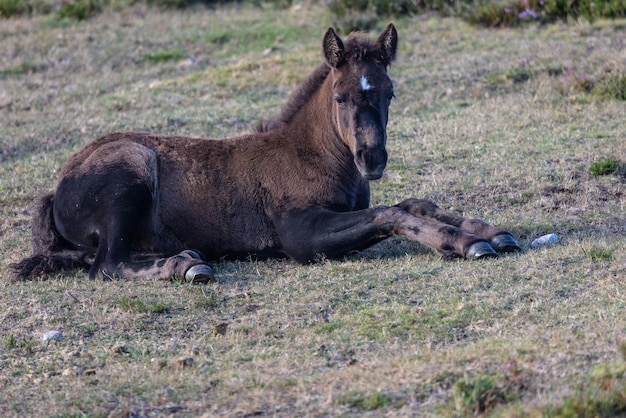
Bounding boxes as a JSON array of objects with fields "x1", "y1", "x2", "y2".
[
  {"x1": 185, "y1": 264, "x2": 215, "y2": 284},
  {"x1": 465, "y1": 241, "x2": 498, "y2": 259},
  {"x1": 491, "y1": 234, "x2": 522, "y2": 253}
]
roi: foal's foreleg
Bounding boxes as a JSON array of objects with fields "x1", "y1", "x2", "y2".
[
  {"x1": 395, "y1": 199, "x2": 521, "y2": 253},
  {"x1": 275, "y1": 206, "x2": 498, "y2": 263}
]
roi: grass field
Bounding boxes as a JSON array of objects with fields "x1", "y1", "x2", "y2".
[{"x1": 1, "y1": 4, "x2": 625, "y2": 416}]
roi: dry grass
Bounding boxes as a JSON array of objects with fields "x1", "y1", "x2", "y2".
[{"x1": 1, "y1": 4, "x2": 625, "y2": 417}]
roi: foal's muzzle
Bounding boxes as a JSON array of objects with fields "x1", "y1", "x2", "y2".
[{"x1": 356, "y1": 147, "x2": 388, "y2": 180}]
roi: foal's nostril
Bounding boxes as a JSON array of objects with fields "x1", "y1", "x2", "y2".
[{"x1": 356, "y1": 149, "x2": 364, "y2": 161}]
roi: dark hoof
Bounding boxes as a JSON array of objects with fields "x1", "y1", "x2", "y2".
[
  {"x1": 465, "y1": 241, "x2": 498, "y2": 259},
  {"x1": 185, "y1": 264, "x2": 215, "y2": 284},
  {"x1": 491, "y1": 234, "x2": 522, "y2": 253}
]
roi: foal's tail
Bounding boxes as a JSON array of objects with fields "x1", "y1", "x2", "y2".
[{"x1": 11, "y1": 193, "x2": 89, "y2": 280}]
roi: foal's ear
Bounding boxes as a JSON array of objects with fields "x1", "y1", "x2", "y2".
[
  {"x1": 376, "y1": 23, "x2": 398, "y2": 66},
  {"x1": 323, "y1": 27, "x2": 345, "y2": 68}
]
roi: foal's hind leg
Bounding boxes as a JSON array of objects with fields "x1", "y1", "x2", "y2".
[
  {"x1": 54, "y1": 140, "x2": 214, "y2": 283},
  {"x1": 89, "y1": 206, "x2": 214, "y2": 283},
  {"x1": 396, "y1": 199, "x2": 521, "y2": 253},
  {"x1": 96, "y1": 247, "x2": 214, "y2": 283}
]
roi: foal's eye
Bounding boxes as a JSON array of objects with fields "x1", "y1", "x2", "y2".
[{"x1": 334, "y1": 95, "x2": 347, "y2": 108}]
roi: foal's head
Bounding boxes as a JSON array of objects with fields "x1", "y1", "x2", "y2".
[{"x1": 323, "y1": 24, "x2": 398, "y2": 180}]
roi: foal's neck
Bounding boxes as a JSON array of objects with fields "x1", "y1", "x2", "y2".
[{"x1": 289, "y1": 74, "x2": 346, "y2": 149}]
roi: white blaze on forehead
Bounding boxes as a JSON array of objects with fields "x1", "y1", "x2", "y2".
[{"x1": 360, "y1": 75, "x2": 372, "y2": 91}]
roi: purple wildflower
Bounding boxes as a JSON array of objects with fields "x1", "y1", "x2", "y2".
[
  {"x1": 66, "y1": 290, "x2": 80, "y2": 302},
  {"x1": 519, "y1": 4, "x2": 538, "y2": 19},
  {"x1": 505, "y1": 7, "x2": 511, "y2": 13}
]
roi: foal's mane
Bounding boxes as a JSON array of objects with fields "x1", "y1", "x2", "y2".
[
  {"x1": 253, "y1": 34, "x2": 380, "y2": 134},
  {"x1": 253, "y1": 62, "x2": 331, "y2": 133}
]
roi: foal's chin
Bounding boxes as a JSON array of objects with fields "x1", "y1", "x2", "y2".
[
  {"x1": 359, "y1": 168, "x2": 385, "y2": 181},
  {"x1": 355, "y1": 151, "x2": 387, "y2": 181}
]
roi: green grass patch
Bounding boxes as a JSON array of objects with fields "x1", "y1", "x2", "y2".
[
  {"x1": 586, "y1": 246, "x2": 613, "y2": 261},
  {"x1": 6, "y1": 333, "x2": 17, "y2": 349},
  {"x1": 593, "y1": 73, "x2": 626, "y2": 100},
  {"x1": 589, "y1": 158, "x2": 621, "y2": 176},
  {"x1": 57, "y1": 0, "x2": 103, "y2": 20},
  {"x1": 337, "y1": 390, "x2": 392, "y2": 410},
  {"x1": 453, "y1": 375, "x2": 506, "y2": 414},
  {"x1": 0, "y1": 62, "x2": 40, "y2": 78},
  {"x1": 144, "y1": 49, "x2": 187, "y2": 63},
  {"x1": 3, "y1": 333, "x2": 36, "y2": 351},
  {"x1": 197, "y1": 23, "x2": 313, "y2": 56},
  {"x1": 0, "y1": 0, "x2": 20, "y2": 17}
]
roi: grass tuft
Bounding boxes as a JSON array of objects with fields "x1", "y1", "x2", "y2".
[
  {"x1": 586, "y1": 246, "x2": 613, "y2": 261},
  {"x1": 57, "y1": 0, "x2": 103, "y2": 20},
  {"x1": 0, "y1": 0, "x2": 20, "y2": 17},
  {"x1": 593, "y1": 73, "x2": 626, "y2": 101},
  {"x1": 453, "y1": 375, "x2": 512, "y2": 414},
  {"x1": 589, "y1": 158, "x2": 621, "y2": 177},
  {"x1": 6, "y1": 333, "x2": 17, "y2": 349},
  {"x1": 144, "y1": 49, "x2": 187, "y2": 63}
]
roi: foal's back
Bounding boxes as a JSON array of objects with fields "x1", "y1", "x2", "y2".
[{"x1": 60, "y1": 129, "x2": 363, "y2": 261}]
